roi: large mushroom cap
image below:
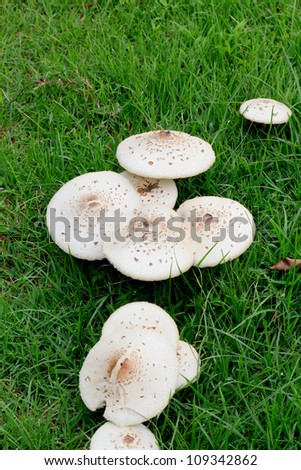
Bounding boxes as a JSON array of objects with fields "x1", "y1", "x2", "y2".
[
  {"x1": 177, "y1": 196, "x2": 255, "y2": 267},
  {"x1": 79, "y1": 329, "x2": 179, "y2": 425},
  {"x1": 103, "y1": 203, "x2": 194, "y2": 281},
  {"x1": 176, "y1": 341, "x2": 200, "y2": 390},
  {"x1": 46, "y1": 171, "x2": 141, "y2": 260},
  {"x1": 102, "y1": 301, "x2": 179, "y2": 350},
  {"x1": 117, "y1": 130, "x2": 216, "y2": 179},
  {"x1": 121, "y1": 170, "x2": 178, "y2": 208},
  {"x1": 90, "y1": 422, "x2": 159, "y2": 450},
  {"x1": 239, "y1": 98, "x2": 292, "y2": 124}
]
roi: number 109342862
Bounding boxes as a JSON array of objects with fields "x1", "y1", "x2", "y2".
[{"x1": 186, "y1": 454, "x2": 258, "y2": 466}]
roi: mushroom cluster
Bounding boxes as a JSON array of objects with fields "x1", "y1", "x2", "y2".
[
  {"x1": 46, "y1": 127, "x2": 259, "y2": 280},
  {"x1": 80, "y1": 302, "x2": 199, "y2": 449},
  {"x1": 45, "y1": 103, "x2": 292, "y2": 449}
]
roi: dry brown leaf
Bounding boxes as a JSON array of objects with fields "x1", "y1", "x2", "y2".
[
  {"x1": 269, "y1": 257, "x2": 301, "y2": 271},
  {"x1": 272, "y1": 311, "x2": 280, "y2": 327},
  {"x1": 84, "y1": 78, "x2": 93, "y2": 90}
]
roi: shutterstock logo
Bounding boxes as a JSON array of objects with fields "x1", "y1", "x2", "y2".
[{"x1": 48, "y1": 208, "x2": 250, "y2": 244}]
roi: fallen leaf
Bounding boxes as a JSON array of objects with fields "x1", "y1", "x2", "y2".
[
  {"x1": 272, "y1": 311, "x2": 280, "y2": 327},
  {"x1": 34, "y1": 79, "x2": 46, "y2": 90},
  {"x1": 137, "y1": 182, "x2": 160, "y2": 195},
  {"x1": 269, "y1": 257, "x2": 301, "y2": 271},
  {"x1": 84, "y1": 78, "x2": 93, "y2": 90}
]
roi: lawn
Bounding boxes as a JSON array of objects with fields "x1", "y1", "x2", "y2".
[{"x1": 1, "y1": 0, "x2": 301, "y2": 450}]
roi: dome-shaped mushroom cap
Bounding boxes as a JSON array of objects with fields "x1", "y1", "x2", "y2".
[
  {"x1": 90, "y1": 422, "x2": 159, "y2": 450},
  {"x1": 117, "y1": 130, "x2": 216, "y2": 179},
  {"x1": 102, "y1": 302, "x2": 179, "y2": 350},
  {"x1": 103, "y1": 203, "x2": 194, "y2": 281},
  {"x1": 239, "y1": 98, "x2": 292, "y2": 124},
  {"x1": 79, "y1": 329, "x2": 179, "y2": 425},
  {"x1": 121, "y1": 171, "x2": 178, "y2": 208},
  {"x1": 177, "y1": 196, "x2": 255, "y2": 267},
  {"x1": 46, "y1": 171, "x2": 141, "y2": 260},
  {"x1": 176, "y1": 341, "x2": 200, "y2": 390}
]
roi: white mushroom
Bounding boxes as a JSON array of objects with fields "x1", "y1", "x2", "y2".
[
  {"x1": 239, "y1": 98, "x2": 292, "y2": 125},
  {"x1": 46, "y1": 171, "x2": 141, "y2": 260},
  {"x1": 103, "y1": 203, "x2": 194, "y2": 281},
  {"x1": 102, "y1": 302, "x2": 179, "y2": 350},
  {"x1": 116, "y1": 130, "x2": 216, "y2": 179},
  {"x1": 121, "y1": 170, "x2": 178, "y2": 208},
  {"x1": 104, "y1": 407, "x2": 145, "y2": 428},
  {"x1": 177, "y1": 196, "x2": 255, "y2": 267},
  {"x1": 90, "y1": 422, "x2": 159, "y2": 450},
  {"x1": 176, "y1": 341, "x2": 200, "y2": 390},
  {"x1": 79, "y1": 329, "x2": 179, "y2": 426}
]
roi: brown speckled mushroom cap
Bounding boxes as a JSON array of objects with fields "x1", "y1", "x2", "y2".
[
  {"x1": 102, "y1": 301, "x2": 179, "y2": 350},
  {"x1": 103, "y1": 203, "x2": 194, "y2": 281},
  {"x1": 176, "y1": 341, "x2": 200, "y2": 390},
  {"x1": 177, "y1": 196, "x2": 255, "y2": 267},
  {"x1": 46, "y1": 171, "x2": 141, "y2": 260},
  {"x1": 121, "y1": 170, "x2": 178, "y2": 208},
  {"x1": 79, "y1": 329, "x2": 178, "y2": 426},
  {"x1": 116, "y1": 130, "x2": 216, "y2": 179},
  {"x1": 239, "y1": 98, "x2": 292, "y2": 124},
  {"x1": 90, "y1": 422, "x2": 159, "y2": 450}
]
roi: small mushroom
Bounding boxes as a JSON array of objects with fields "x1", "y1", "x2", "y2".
[
  {"x1": 46, "y1": 171, "x2": 141, "y2": 260},
  {"x1": 239, "y1": 98, "x2": 292, "y2": 125},
  {"x1": 116, "y1": 130, "x2": 215, "y2": 179},
  {"x1": 121, "y1": 170, "x2": 178, "y2": 208},
  {"x1": 176, "y1": 341, "x2": 200, "y2": 390},
  {"x1": 79, "y1": 328, "x2": 178, "y2": 426},
  {"x1": 90, "y1": 422, "x2": 159, "y2": 450},
  {"x1": 103, "y1": 203, "x2": 194, "y2": 281},
  {"x1": 177, "y1": 196, "x2": 255, "y2": 267},
  {"x1": 101, "y1": 301, "x2": 179, "y2": 350}
]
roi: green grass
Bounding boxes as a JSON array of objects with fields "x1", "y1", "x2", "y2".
[{"x1": 1, "y1": 0, "x2": 301, "y2": 450}]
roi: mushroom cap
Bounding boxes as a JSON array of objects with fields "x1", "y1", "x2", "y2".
[
  {"x1": 104, "y1": 407, "x2": 146, "y2": 428},
  {"x1": 177, "y1": 196, "x2": 255, "y2": 267},
  {"x1": 176, "y1": 341, "x2": 200, "y2": 390},
  {"x1": 79, "y1": 329, "x2": 179, "y2": 425},
  {"x1": 103, "y1": 203, "x2": 195, "y2": 281},
  {"x1": 102, "y1": 302, "x2": 179, "y2": 350},
  {"x1": 121, "y1": 170, "x2": 178, "y2": 208},
  {"x1": 90, "y1": 422, "x2": 159, "y2": 450},
  {"x1": 239, "y1": 98, "x2": 292, "y2": 124},
  {"x1": 46, "y1": 171, "x2": 141, "y2": 260},
  {"x1": 116, "y1": 130, "x2": 216, "y2": 179}
]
